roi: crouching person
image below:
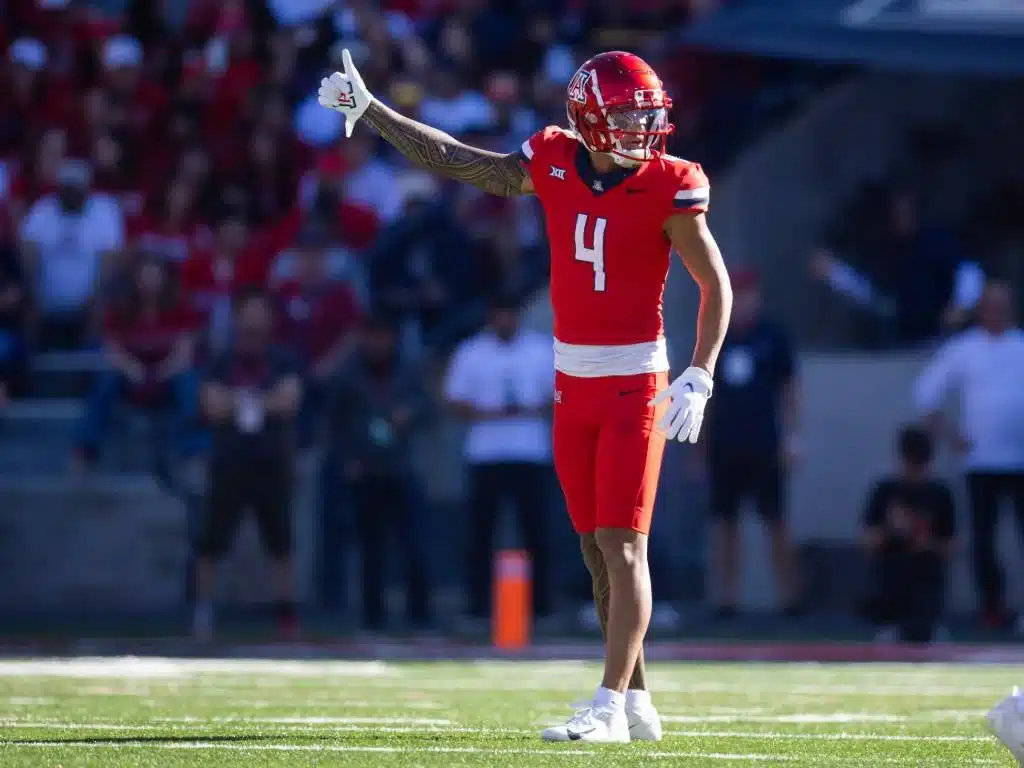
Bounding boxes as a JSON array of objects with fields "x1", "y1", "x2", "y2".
[{"x1": 861, "y1": 425, "x2": 955, "y2": 643}]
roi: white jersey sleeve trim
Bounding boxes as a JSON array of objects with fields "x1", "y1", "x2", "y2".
[
  {"x1": 674, "y1": 187, "x2": 710, "y2": 202},
  {"x1": 521, "y1": 139, "x2": 534, "y2": 160}
]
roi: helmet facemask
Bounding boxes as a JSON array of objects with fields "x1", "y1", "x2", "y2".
[
  {"x1": 605, "y1": 106, "x2": 670, "y2": 166},
  {"x1": 566, "y1": 81, "x2": 674, "y2": 168}
]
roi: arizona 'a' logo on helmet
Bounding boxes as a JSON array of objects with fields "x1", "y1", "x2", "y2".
[
  {"x1": 567, "y1": 69, "x2": 591, "y2": 104},
  {"x1": 565, "y1": 51, "x2": 674, "y2": 166}
]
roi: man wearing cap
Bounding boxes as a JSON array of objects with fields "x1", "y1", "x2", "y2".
[
  {"x1": 19, "y1": 159, "x2": 124, "y2": 349},
  {"x1": 703, "y1": 269, "x2": 802, "y2": 617},
  {"x1": 100, "y1": 35, "x2": 167, "y2": 137},
  {"x1": 4, "y1": 38, "x2": 51, "y2": 155}
]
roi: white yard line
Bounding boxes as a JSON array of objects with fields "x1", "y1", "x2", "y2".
[
  {"x1": 0, "y1": 723, "x2": 515, "y2": 734},
  {"x1": 149, "y1": 715, "x2": 453, "y2": 724},
  {"x1": 0, "y1": 659, "x2": 397, "y2": 679},
  {"x1": 0, "y1": 729, "x2": 163, "y2": 733},
  {"x1": 203, "y1": 716, "x2": 454, "y2": 725},
  {"x1": 0, "y1": 722, "x2": 993, "y2": 743},
  {"x1": 0, "y1": 742, "x2": 795, "y2": 760},
  {"x1": 665, "y1": 729, "x2": 990, "y2": 743},
  {"x1": 663, "y1": 714, "x2": 910, "y2": 724},
  {"x1": 1, "y1": 742, "x2": 1003, "y2": 764}
]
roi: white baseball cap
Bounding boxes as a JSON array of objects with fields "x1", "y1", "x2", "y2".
[
  {"x1": 102, "y1": 35, "x2": 144, "y2": 69},
  {"x1": 9, "y1": 38, "x2": 47, "y2": 71}
]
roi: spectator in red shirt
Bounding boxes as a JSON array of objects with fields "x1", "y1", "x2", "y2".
[
  {"x1": 276, "y1": 222, "x2": 361, "y2": 382},
  {"x1": 1, "y1": 38, "x2": 56, "y2": 159},
  {"x1": 74, "y1": 255, "x2": 200, "y2": 472},
  {"x1": 276, "y1": 222, "x2": 362, "y2": 444},
  {"x1": 90, "y1": 132, "x2": 143, "y2": 217},
  {"x1": 98, "y1": 35, "x2": 168, "y2": 144},
  {"x1": 237, "y1": 127, "x2": 298, "y2": 229},
  {"x1": 181, "y1": 212, "x2": 270, "y2": 354},
  {"x1": 128, "y1": 178, "x2": 208, "y2": 267},
  {"x1": 6, "y1": 126, "x2": 66, "y2": 225}
]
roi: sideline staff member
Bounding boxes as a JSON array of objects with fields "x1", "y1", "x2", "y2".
[
  {"x1": 705, "y1": 269, "x2": 801, "y2": 616},
  {"x1": 193, "y1": 288, "x2": 302, "y2": 641}
]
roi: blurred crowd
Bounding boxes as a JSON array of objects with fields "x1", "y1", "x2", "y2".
[
  {"x1": 0, "y1": 0, "x2": 818, "y2": 634},
  {"x1": 0, "y1": 0, "x2": 802, "y2": 424},
  {"x1": 809, "y1": 127, "x2": 1024, "y2": 350},
  {"x1": 13, "y1": 0, "x2": 1000, "y2": 640}
]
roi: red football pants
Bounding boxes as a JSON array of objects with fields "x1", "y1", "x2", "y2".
[{"x1": 552, "y1": 370, "x2": 668, "y2": 535}]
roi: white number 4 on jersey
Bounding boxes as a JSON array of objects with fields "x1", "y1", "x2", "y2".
[{"x1": 574, "y1": 213, "x2": 607, "y2": 292}]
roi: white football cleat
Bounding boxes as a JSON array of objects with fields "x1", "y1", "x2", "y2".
[
  {"x1": 987, "y1": 686, "x2": 1024, "y2": 764},
  {"x1": 627, "y1": 702, "x2": 663, "y2": 741},
  {"x1": 541, "y1": 705, "x2": 630, "y2": 743}
]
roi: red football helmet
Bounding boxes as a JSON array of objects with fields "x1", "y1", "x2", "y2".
[{"x1": 565, "y1": 51, "x2": 674, "y2": 166}]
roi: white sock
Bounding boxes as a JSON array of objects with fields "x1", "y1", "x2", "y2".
[
  {"x1": 593, "y1": 686, "x2": 625, "y2": 711},
  {"x1": 626, "y1": 689, "x2": 652, "y2": 711}
]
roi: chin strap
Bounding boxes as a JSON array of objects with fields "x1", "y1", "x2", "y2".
[{"x1": 610, "y1": 152, "x2": 644, "y2": 168}]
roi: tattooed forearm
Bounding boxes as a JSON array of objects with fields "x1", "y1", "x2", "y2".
[{"x1": 362, "y1": 100, "x2": 529, "y2": 197}]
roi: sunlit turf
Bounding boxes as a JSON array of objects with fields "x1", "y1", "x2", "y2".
[{"x1": 0, "y1": 657, "x2": 1016, "y2": 766}]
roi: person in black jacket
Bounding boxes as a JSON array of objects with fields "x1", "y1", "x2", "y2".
[
  {"x1": 0, "y1": 239, "x2": 27, "y2": 402},
  {"x1": 861, "y1": 425, "x2": 956, "y2": 643},
  {"x1": 193, "y1": 288, "x2": 302, "y2": 642},
  {"x1": 705, "y1": 270, "x2": 801, "y2": 616},
  {"x1": 326, "y1": 313, "x2": 433, "y2": 632}
]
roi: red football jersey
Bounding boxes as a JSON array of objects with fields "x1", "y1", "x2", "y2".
[{"x1": 521, "y1": 126, "x2": 709, "y2": 347}]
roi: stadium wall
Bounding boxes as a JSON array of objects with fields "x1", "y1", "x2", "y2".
[{"x1": 0, "y1": 355, "x2": 1018, "y2": 615}]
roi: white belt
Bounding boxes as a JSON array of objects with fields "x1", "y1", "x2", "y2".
[{"x1": 553, "y1": 338, "x2": 669, "y2": 378}]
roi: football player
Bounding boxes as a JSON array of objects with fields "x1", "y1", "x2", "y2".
[{"x1": 319, "y1": 49, "x2": 732, "y2": 743}]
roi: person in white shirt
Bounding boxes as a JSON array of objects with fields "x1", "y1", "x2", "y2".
[
  {"x1": 913, "y1": 281, "x2": 1024, "y2": 629},
  {"x1": 444, "y1": 293, "x2": 556, "y2": 628},
  {"x1": 18, "y1": 159, "x2": 123, "y2": 349}
]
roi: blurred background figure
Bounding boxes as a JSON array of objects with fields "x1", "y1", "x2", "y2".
[
  {"x1": 444, "y1": 293, "x2": 555, "y2": 631},
  {"x1": 274, "y1": 221, "x2": 362, "y2": 447},
  {"x1": 1, "y1": 0, "x2": 1024, "y2": 654},
  {"x1": 18, "y1": 159, "x2": 123, "y2": 350},
  {"x1": 194, "y1": 290, "x2": 301, "y2": 642},
  {"x1": 809, "y1": 190, "x2": 971, "y2": 349},
  {"x1": 327, "y1": 313, "x2": 432, "y2": 634},
  {"x1": 914, "y1": 281, "x2": 1024, "y2": 631},
  {"x1": 0, "y1": 229, "x2": 27, "y2": 404},
  {"x1": 72, "y1": 255, "x2": 198, "y2": 475},
  {"x1": 704, "y1": 269, "x2": 801, "y2": 617},
  {"x1": 860, "y1": 425, "x2": 955, "y2": 644},
  {"x1": 181, "y1": 211, "x2": 264, "y2": 355}
]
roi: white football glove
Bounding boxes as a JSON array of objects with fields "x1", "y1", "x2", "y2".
[
  {"x1": 317, "y1": 48, "x2": 373, "y2": 138},
  {"x1": 649, "y1": 366, "x2": 713, "y2": 444}
]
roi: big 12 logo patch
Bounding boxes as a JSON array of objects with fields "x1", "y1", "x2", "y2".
[{"x1": 567, "y1": 69, "x2": 591, "y2": 104}]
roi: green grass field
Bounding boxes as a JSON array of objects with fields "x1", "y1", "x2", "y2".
[{"x1": 0, "y1": 657, "x2": 1017, "y2": 766}]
